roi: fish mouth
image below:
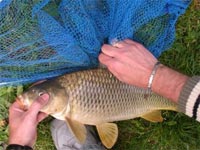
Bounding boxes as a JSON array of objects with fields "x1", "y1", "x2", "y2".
[{"x1": 16, "y1": 95, "x2": 29, "y2": 111}]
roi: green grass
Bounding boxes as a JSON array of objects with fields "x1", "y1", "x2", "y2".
[{"x1": 0, "y1": 1, "x2": 200, "y2": 150}]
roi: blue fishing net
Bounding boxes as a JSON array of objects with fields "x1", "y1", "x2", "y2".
[{"x1": 0, "y1": 0, "x2": 191, "y2": 86}]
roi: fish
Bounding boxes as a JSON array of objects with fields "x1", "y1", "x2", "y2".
[{"x1": 16, "y1": 68, "x2": 177, "y2": 149}]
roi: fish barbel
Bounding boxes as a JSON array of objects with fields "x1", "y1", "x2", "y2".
[{"x1": 17, "y1": 68, "x2": 177, "y2": 149}]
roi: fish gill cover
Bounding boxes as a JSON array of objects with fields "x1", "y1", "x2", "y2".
[{"x1": 0, "y1": 0, "x2": 191, "y2": 86}]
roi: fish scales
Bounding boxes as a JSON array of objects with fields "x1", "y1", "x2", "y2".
[{"x1": 50, "y1": 68, "x2": 177, "y2": 125}]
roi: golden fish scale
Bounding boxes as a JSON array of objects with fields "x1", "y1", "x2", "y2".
[{"x1": 56, "y1": 68, "x2": 176, "y2": 125}]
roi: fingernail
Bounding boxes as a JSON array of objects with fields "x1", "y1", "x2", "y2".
[
  {"x1": 101, "y1": 46, "x2": 105, "y2": 51},
  {"x1": 111, "y1": 38, "x2": 119, "y2": 46},
  {"x1": 101, "y1": 44, "x2": 108, "y2": 51}
]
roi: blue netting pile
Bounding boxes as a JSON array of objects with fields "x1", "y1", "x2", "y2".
[{"x1": 0, "y1": 0, "x2": 191, "y2": 86}]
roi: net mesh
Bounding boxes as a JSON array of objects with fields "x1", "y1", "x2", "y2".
[{"x1": 0, "y1": 0, "x2": 191, "y2": 86}]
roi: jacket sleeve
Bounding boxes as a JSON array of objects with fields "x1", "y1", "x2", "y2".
[
  {"x1": 6, "y1": 144, "x2": 33, "y2": 150},
  {"x1": 178, "y1": 76, "x2": 200, "y2": 121}
]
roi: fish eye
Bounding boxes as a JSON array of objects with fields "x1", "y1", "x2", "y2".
[{"x1": 38, "y1": 92, "x2": 44, "y2": 96}]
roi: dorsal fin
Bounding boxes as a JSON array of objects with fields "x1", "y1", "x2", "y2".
[
  {"x1": 96, "y1": 123, "x2": 118, "y2": 149},
  {"x1": 65, "y1": 117, "x2": 87, "y2": 143},
  {"x1": 141, "y1": 110, "x2": 163, "y2": 122}
]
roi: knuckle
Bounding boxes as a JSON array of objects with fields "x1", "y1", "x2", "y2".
[
  {"x1": 124, "y1": 39, "x2": 132, "y2": 43},
  {"x1": 136, "y1": 43, "x2": 145, "y2": 49}
]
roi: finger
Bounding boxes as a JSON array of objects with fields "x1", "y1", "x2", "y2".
[
  {"x1": 112, "y1": 40, "x2": 129, "y2": 48},
  {"x1": 37, "y1": 112, "x2": 49, "y2": 123},
  {"x1": 106, "y1": 62, "x2": 124, "y2": 83},
  {"x1": 99, "y1": 53, "x2": 112, "y2": 63},
  {"x1": 101, "y1": 44, "x2": 120, "y2": 57},
  {"x1": 9, "y1": 101, "x2": 25, "y2": 113},
  {"x1": 9, "y1": 101, "x2": 25, "y2": 116},
  {"x1": 27, "y1": 93, "x2": 49, "y2": 117},
  {"x1": 123, "y1": 39, "x2": 136, "y2": 45},
  {"x1": 124, "y1": 40, "x2": 145, "y2": 49},
  {"x1": 109, "y1": 69, "x2": 123, "y2": 82},
  {"x1": 9, "y1": 101, "x2": 22, "y2": 110},
  {"x1": 98, "y1": 53, "x2": 116, "y2": 68}
]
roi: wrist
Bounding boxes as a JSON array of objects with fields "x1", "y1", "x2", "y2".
[
  {"x1": 9, "y1": 136, "x2": 34, "y2": 148},
  {"x1": 151, "y1": 64, "x2": 189, "y2": 103},
  {"x1": 147, "y1": 61, "x2": 160, "y2": 91}
]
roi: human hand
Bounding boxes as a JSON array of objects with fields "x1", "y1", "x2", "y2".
[
  {"x1": 8, "y1": 93, "x2": 49, "y2": 147},
  {"x1": 99, "y1": 39, "x2": 158, "y2": 88}
]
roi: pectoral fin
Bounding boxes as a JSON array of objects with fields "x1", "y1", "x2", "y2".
[
  {"x1": 96, "y1": 123, "x2": 118, "y2": 149},
  {"x1": 65, "y1": 117, "x2": 87, "y2": 143},
  {"x1": 141, "y1": 110, "x2": 163, "y2": 122}
]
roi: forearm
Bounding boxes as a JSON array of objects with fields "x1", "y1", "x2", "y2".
[
  {"x1": 152, "y1": 64, "x2": 200, "y2": 121},
  {"x1": 152, "y1": 64, "x2": 189, "y2": 103}
]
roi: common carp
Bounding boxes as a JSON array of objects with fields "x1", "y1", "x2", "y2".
[{"x1": 17, "y1": 68, "x2": 177, "y2": 149}]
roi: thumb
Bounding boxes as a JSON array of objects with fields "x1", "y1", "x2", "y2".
[
  {"x1": 28, "y1": 93, "x2": 49, "y2": 116},
  {"x1": 37, "y1": 112, "x2": 49, "y2": 123}
]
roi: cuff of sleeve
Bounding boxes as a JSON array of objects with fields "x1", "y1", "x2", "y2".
[
  {"x1": 6, "y1": 144, "x2": 33, "y2": 150},
  {"x1": 178, "y1": 76, "x2": 200, "y2": 120}
]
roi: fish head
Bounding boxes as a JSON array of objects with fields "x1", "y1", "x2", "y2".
[
  {"x1": 16, "y1": 80, "x2": 69, "y2": 116},
  {"x1": 16, "y1": 85, "x2": 48, "y2": 110}
]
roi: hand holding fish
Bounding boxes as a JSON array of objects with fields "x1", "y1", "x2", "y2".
[
  {"x1": 99, "y1": 39, "x2": 189, "y2": 102},
  {"x1": 8, "y1": 93, "x2": 49, "y2": 147},
  {"x1": 99, "y1": 39, "x2": 157, "y2": 89}
]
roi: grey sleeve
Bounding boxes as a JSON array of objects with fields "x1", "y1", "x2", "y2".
[{"x1": 178, "y1": 76, "x2": 200, "y2": 121}]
